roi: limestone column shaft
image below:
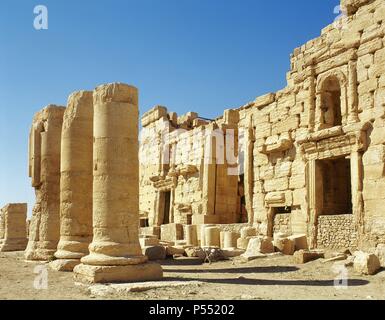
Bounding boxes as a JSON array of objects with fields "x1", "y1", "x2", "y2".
[
  {"x1": 74, "y1": 83, "x2": 162, "y2": 283},
  {"x1": 51, "y1": 91, "x2": 93, "y2": 271},
  {"x1": 85, "y1": 83, "x2": 144, "y2": 265},
  {"x1": 348, "y1": 59, "x2": 359, "y2": 124}
]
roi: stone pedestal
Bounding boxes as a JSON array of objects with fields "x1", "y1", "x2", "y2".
[
  {"x1": 0, "y1": 204, "x2": 28, "y2": 252},
  {"x1": 25, "y1": 106, "x2": 65, "y2": 261},
  {"x1": 50, "y1": 91, "x2": 94, "y2": 272},
  {"x1": 184, "y1": 225, "x2": 198, "y2": 246},
  {"x1": 221, "y1": 231, "x2": 238, "y2": 250},
  {"x1": 204, "y1": 226, "x2": 220, "y2": 247},
  {"x1": 73, "y1": 83, "x2": 162, "y2": 283}
]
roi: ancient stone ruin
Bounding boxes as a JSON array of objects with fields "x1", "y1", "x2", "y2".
[
  {"x1": 25, "y1": 106, "x2": 65, "y2": 261},
  {"x1": 73, "y1": 83, "x2": 163, "y2": 283},
  {"x1": 0, "y1": 203, "x2": 28, "y2": 252},
  {"x1": 50, "y1": 91, "x2": 94, "y2": 271},
  {"x1": 0, "y1": 0, "x2": 383, "y2": 284},
  {"x1": 139, "y1": 0, "x2": 385, "y2": 260}
]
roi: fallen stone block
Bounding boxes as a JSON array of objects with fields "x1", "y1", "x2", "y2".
[
  {"x1": 142, "y1": 245, "x2": 167, "y2": 261},
  {"x1": 353, "y1": 251, "x2": 381, "y2": 275},
  {"x1": 274, "y1": 237, "x2": 295, "y2": 255},
  {"x1": 293, "y1": 250, "x2": 324, "y2": 264},
  {"x1": 375, "y1": 244, "x2": 385, "y2": 268},
  {"x1": 288, "y1": 234, "x2": 308, "y2": 250},
  {"x1": 165, "y1": 246, "x2": 186, "y2": 257},
  {"x1": 244, "y1": 236, "x2": 274, "y2": 255},
  {"x1": 202, "y1": 247, "x2": 226, "y2": 263},
  {"x1": 185, "y1": 247, "x2": 206, "y2": 259}
]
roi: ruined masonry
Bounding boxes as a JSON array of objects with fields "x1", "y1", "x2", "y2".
[
  {"x1": 50, "y1": 91, "x2": 94, "y2": 271},
  {"x1": 139, "y1": 0, "x2": 385, "y2": 252},
  {"x1": 25, "y1": 106, "x2": 65, "y2": 261},
  {"x1": 73, "y1": 83, "x2": 163, "y2": 283},
  {"x1": 0, "y1": 204, "x2": 28, "y2": 252},
  {"x1": 9, "y1": 0, "x2": 384, "y2": 281}
]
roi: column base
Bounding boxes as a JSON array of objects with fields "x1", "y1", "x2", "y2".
[
  {"x1": 25, "y1": 241, "x2": 57, "y2": 261},
  {"x1": 0, "y1": 239, "x2": 28, "y2": 252},
  {"x1": 73, "y1": 262, "x2": 163, "y2": 284},
  {"x1": 49, "y1": 259, "x2": 81, "y2": 272}
]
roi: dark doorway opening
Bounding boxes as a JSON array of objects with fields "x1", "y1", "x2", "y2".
[
  {"x1": 161, "y1": 191, "x2": 171, "y2": 225},
  {"x1": 317, "y1": 157, "x2": 352, "y2": 215}
]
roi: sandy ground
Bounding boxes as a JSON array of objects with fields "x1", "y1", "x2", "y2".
[{"x1": 1, "y1": 251, "x2": 385, "y2": 300}]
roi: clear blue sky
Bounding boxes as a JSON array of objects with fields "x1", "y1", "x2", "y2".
[{"x1": 0, "y1": 0, "x2": 340, "y2": 215}]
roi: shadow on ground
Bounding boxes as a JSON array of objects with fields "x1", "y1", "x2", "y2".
[
  {"x1": 162, "y1": 266, "x2": 299, "y2": 274},
  {"x1": 163, "y1": 276, "x2": 370, "y2": 287}
]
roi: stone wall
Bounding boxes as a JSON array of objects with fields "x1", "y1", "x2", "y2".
[
  {"x1": 237, "y1": 0, "x2": 385, "y2": 249},
  {"x1": 139, "y1": 106, "x2": 241, "y2": 227},
  {"x1": 317, "y1": 215, "x2": 358, "y2": 249},
  {"x1": 273, "y1": 214, "x2": 291, "y2": 235}
]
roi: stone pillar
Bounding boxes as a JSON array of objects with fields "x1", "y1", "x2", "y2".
[
  {"x1": 50, "y1": 91, "x2": 94, "y2": 271},
  {"x1": 348, "y1": 59, "x2": 359, "y2": 124},
  {"x1": 25, "y1": 105, "x2": 65, "y2": 261},
  {"x1": 307, "y1": 67, "x2": 316, "y2": 132},
  {"x1": 243, "y1": 115, "x2": 254, "y2": 224},
  {"x1": 73, "y1": 83, "x2": 162, "y2": 283},
  {"x1": 221, "y1": 231, "x2": 238, "y2": 250},
  {"x1": 184, "y1": 225, "x2": 198, "y2": 246},
  {"x1": 307, "y1": 159, "x2": 323, "y2": 249},
  {"x1": 202, "y1": 129, "x2": 217, "y2": 216},
  {"x1": 351, "y1": 151, "x2": 364, "y2": 225},
  {"x1": 0, "y1": 204, "x2": 28, "y2": 252},
  {"x1": 204, "y1": 226, "x2": 220, "y2": 247}
]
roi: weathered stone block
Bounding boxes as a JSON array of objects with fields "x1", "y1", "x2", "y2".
[
  {"x1": 353, "y1": 251, "x2": 381, "y2": 275},
  {"x1": 161, "y1": 223, "x2": 184, "y2": 242},
  {"x1": 293, "y1": 250, "x2": 324, "y2": 264},
  {"x1": 142, "y1": 245, "x2": 167, "y2": 261}
]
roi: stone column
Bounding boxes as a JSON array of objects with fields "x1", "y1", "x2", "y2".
[
  {"x1": 184, "y1": 225, "x2": 198, "y2": 246},
  {"x1": 73, "y1": 83, "x2": 162, "y2": 283},
  {"x1": 204, "y1": 226, "x2": 220, "y2": 247},
  {"x1": 348, "y1": 59, "x2": 359, "y2": 124},
  {"x1": 350, "y1": 151, "x2": 364, "y2": 224},
  {"x1": 0, "y1": 204, "x2": 28, "y2": 252},
  {"x1": 50, "y1": 91, "x2": 94, "y2": 271},
  {"x1": 25, "y1": 105, "x2": 65, "y2": 261},
  {"x1": 243, "y1": 115, "x2": 255, "y2": 224},
  {"x1": 307, "y1": 67, "x2": 316, "y2": 132}
]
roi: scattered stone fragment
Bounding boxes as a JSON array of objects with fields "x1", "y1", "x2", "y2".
[
  {"x1": 353, "y1": 251, "x2": 381, "y2": 275},
  {"x1": 293, "y1": 250, "x2": 324, "y2": 264}
]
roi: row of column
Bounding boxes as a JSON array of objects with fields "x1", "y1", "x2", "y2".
[{"x1": 26, "y1": 83, "x2": 162, "y2": 283}]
